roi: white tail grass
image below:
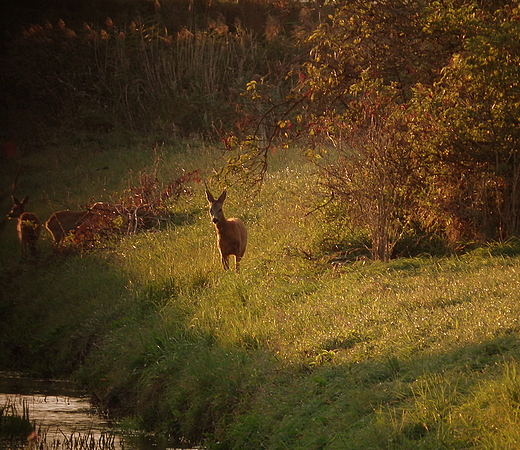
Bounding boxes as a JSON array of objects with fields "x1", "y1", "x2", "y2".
[
  {"x1": 8, "y1": 196, "x2": 41, "y2": 257},
  {"x1": 206, "y1": 189, "x2": 247, "y2": 272}
]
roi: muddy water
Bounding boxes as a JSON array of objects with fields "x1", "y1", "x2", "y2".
[{"x1": 0, "y1": 373, "x2": 194, "y2": 450}]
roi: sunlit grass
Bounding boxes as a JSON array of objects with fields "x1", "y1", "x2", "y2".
[
  {"x1": 100, "y1": 150, "x2": 520, "y2": 447},
  {"x1": 3, "y1": 140, "x2": 520, "y2": 448}
]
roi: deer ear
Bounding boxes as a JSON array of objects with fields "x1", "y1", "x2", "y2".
[
  {"x1": 217, "y1": 190, "x2": 227, "y2": 203},
  {"x1": 21, "y1": 196, "x2": 29, "y2": 205},
  {"x1": 206, "y1": 190, "x2": 215, "y2": 203},
  {"x1": 11, "y1": 195, "x2": 20, "y2": 205}
]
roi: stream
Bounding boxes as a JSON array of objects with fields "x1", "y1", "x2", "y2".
[{"x1": 0, "y1": 373, "x2": 195, "y2": 450}]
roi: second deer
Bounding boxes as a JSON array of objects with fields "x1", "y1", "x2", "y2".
[
  {"x1": 45, "y1": 202, "x2": 120, "y2": 246},
  {"x1": 8, "y1": 195, "x2": 41, "y2": 257},
  {"x1": 206, "y1": 189, "x2": 247, "y2": 272},
  {"x1": 45, "y1": 209, "x2": 93, "y2": 246}
]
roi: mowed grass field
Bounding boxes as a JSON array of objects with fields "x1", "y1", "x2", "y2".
[{"x1": 2, "y1": 137, "x2": 520, "y2": 449}]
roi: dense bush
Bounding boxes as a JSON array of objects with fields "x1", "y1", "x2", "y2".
[{"x1": 225, "y1": 1, "x2": 520, "y2": 259}]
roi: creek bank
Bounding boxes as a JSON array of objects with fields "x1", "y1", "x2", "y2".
[{"x1": 0, "y1": 372, "x2": 195, "y2": 450}]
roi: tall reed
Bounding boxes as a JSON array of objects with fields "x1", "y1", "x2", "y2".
[{"x1": 1, "y1": 9, "x2": 304, "y2": 142}]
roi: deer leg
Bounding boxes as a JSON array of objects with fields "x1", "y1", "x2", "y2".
[{"x1": 222, "y1": 254, "x2": 230, "y2": 270}]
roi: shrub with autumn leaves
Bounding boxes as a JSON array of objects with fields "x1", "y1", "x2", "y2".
[{"x1": 67, "y1": 168, "x2": 201, "y2": 250}]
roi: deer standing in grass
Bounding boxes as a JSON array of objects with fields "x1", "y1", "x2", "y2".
[
  {"x1": 206, "y1": 189, "x2": 247, "y2": 272},
  {"x1": 8, "y1": 196, "x2": 41, "y2": 257},
  {"x1": 45, "y1": 209, "x2": 93, "y2": 246},
  {"x1": 45, "y1": 202, "x2": 118, "y2": 246}
]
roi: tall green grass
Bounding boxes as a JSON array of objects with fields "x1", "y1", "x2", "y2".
[{"x1": 2, "y1": 139, "x2": 520, "y2": 448}]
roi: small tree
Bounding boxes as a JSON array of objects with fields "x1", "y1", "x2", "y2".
[{"x1": 316, "y1": 79, "x2": 418, "y2": 261}]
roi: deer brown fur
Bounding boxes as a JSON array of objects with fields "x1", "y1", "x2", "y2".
[
  {"x1": 206, "y1": 189, "x2": 247, "y2": 272},
  {"x1": 45, "y1": 202, "x2": 122, "y2": 246},
  {"x1": 8, "y1": 196, "x2": 41, "y2": 257},
  {"x1": 45, "y1": 209, "x2": 94, "y2": 246}
]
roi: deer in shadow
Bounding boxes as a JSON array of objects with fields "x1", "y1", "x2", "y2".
[
  {"x1": 8, "y1": 196, "x2": 41, "y2": 258},
  {"x1": 45, "y1": 202, "x2": 120, "y2": 247},
  {"x1": 206, "y1": 189, "x2": 247, "y2": 272},
  {"x1": 45, "y1": 209, "x2": 93, "y2": 246}
]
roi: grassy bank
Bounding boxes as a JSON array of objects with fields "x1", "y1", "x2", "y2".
[{"x1": 2, "y1": 138, "x2": 520, "y2": 448}]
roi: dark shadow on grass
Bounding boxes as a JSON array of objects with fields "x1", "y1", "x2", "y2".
[{"x1": 0, "y1": 251, "x2": 132, "y2": 377}]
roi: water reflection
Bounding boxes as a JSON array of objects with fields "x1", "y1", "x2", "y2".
[{"x1": 0, "y1": 373, "x2": 194, "y2": 450}]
